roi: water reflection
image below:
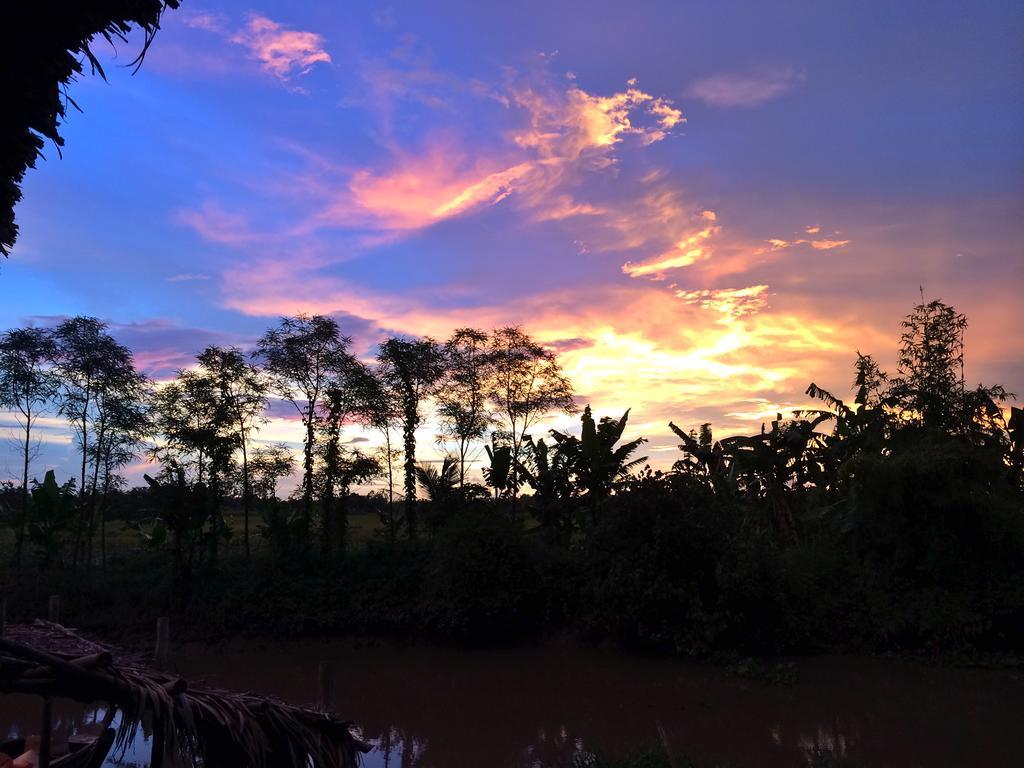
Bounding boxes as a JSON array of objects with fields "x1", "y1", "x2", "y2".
[
  {"x1": 0, "y1": 698, "x2": 151, "y2": 768},
  {"x1": 2, "y1": 644, "x2": 1022, "y2": 767}
]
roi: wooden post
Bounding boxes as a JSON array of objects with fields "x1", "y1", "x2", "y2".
[
  {"x1": 39, "y1": 697, "x2": 53, "y2": 768},
  {"x1": 155, "y1": 616, "x2": 170, "y2": 671},
  {"x1": 317, "y1": 661, "x2": 334, "y2": 712},
  {"x1": 48, "y1": 594, "x2": 60, "y2": 624}
]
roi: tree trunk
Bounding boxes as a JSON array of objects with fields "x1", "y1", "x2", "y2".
[
  {"x1": 100, "y1": 466, "x2": 111, "y2": 570},
  {"x1": 322, "y1": 484, "x2": 334, "y2": 556},
  {"x1": 73, "y1": 390, "x2": 90, "y2": 570},
  {"x1": 240, "y1": 427, "x2": 251, "y2": 561},
  {"x1": 303, "y1": 414, "x2": 316, "y2": 552},
  {"x1": 85, "y1": 418, "x2": 106, "y2": 573},
  {"x1": 384, "y1": 428, "x2": 396, "y2": 546},
  {"x1": 338, "y1": 491, "x2": 348, "y2": 555},
  {"x1": 458, "y1": 437, "x2": 467, "y2": 488},
  {"x1": 15, "y1": 412, "x2": 30, "y2": 566},
  {"x1": 402, "y1": 402, "x2": 417, "y2": 540}
]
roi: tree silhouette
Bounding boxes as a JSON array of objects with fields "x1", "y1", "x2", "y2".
[
  {"x1": 437, "y1": 328, "x2": 495, "y2": 487},
  {"x1": 150, "y1": 364, "x2": 238, "y2": 565},
  {"x1": 0, "y1": 326, "x2": 59, "y2": 564},
  {"x1": 889, "y1": 298, "x2": 969, "y2": 431},
  {"x1": 0, "y1": 1, "x2": 181, "y2": 255},
  {"x1": 83, "y1": 352, "x2": 149, "y2": 568},
  {"x1": 249, "y1": 444, "x2": 295, "y2": 503},
  {"x1": 53, "y1": 316, "x2": 141, "y2": 567},
  {"x1": 362, "y1": 373, "x2": 404, "y2": 544},
  {"x1": 316, "y1": 361, "x2": 379, "y2": 554},
  {"x1": 195, "y1": 346, "x2": 269, "y2": 560},
  {"x1": 256, "y1": 315, "x2": 358, "y2": 552},
  {"x1": 377, "y1": 337, "x2": 445, "y2": 539},
  {"x1": 487, "y1": 327, "x2": 576, "y2": 507}
]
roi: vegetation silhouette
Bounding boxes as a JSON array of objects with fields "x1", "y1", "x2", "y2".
[
  {"x1": 0, "y1": 298, "x2": 1021, "y2": 657},
  {"x1": 0, "y1": 1, "x2": 181, "y2": 256}
]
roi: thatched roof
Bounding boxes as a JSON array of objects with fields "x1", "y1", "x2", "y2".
[{"x1": 0, "y1": 621, "x2": 369, "y2": 768}]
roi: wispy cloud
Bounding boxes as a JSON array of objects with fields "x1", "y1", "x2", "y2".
[
  {"x1": 673, "y1": 285, "x2": 769, "y2": 319},
  {"x1": 177, "y1": 202, "x2": 261, "y2": 246},
  {"x1": 176, "y1": 10, "x2": 331, "y2": 86},
  {"x1": 307, "y1": 75, "x2": 684, "y2": 235},
  {"x1": 686, "y1": 66, "x2": 805, "y2": 108},
  {"x1": 621, "y1": 210, "x2": 719, "y2": 278},
  {"x1": 768, "y1": 232, "x2": 852, "y2": 251},
  {"x1": 230, "y1": 14, "x2": 332, "y2": 82}
]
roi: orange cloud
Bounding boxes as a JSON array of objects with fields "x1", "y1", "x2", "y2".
[
  {"x1": 673, "y1": 285, "x2": 769, "y2": 319},
  {"x1": 810, "y1": 238, "x2": 851, "y2": 250},
  {"x1": 767, "y1": 233, "x2": 851, "y2": 251},
  {"x1": 621, "y1": 210, "x2": 719, "y2": 277}
]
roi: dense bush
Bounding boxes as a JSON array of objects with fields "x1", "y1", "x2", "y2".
[{"x1": 420, "y1": 506, "x2": 541, "y2": 641}]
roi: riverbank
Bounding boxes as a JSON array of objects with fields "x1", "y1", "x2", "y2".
[{"x1": 3, "y1": 525, "x2": 1023, "y2": 668}]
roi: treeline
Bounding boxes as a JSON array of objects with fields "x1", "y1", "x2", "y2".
[
  {"x1": 0, "y1": 318, "x2": 575, "y2": 570},
  {"x1": 1, "y1": 299, "x2": 1023, "y2": 654}
]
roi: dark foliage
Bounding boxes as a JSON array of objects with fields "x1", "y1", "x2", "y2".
[{"x1": 0, "y1": 1, "x2": 180, "y2": 255}]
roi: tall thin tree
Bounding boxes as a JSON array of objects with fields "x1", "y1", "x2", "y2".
[
  {"x1": 196, "y1": 346, "x2": 268, "y2": 561},
  {"x1": 256, "y1": 315, "x2": 357, "y2": 551},
  {"x1": 0, "y1": 327, "x2": 58, "y2": 564},
  {"x1": 437, "y1": 328, "x2": 495, "y2": 487},
  {"x1": 377, "y1": 337, "x2": 445, "y2": 539}
]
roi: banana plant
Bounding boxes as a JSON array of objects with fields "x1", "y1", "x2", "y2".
[
  {"x1": 550, "y1": 406, "x2": 647, "y2": 499},
  {"x1": 25, "y1": 470, "x2": 77, "y2": 568},
  {"x1": 516, "y1": 436, "x2": 578, "y2": 542},
  {"x1": 668, "y1": 421, "x2": 736, "y2": 495},
  {"x1": 516, "y1": 437, "x2": 574, "y2": 502},
  {"x1": 718, "y1": 412, "x2": 832, "y2": 540},
  {"x1": 142, "y1": 469, "x2": 216, "y2": 581},
  {"x1": 482, "y1": 440, "x2": 514, "y2": 499}
]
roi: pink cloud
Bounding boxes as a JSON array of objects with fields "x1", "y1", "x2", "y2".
[
  {"x1": 309, "y1": 77, "x2": 684, "y2": 236},
  {"x1": 167, "y1": 11, "x2": 331, "y2": 85},
  {"x1": 230, "y1": 14, "x2": 332, "y2": 82}
]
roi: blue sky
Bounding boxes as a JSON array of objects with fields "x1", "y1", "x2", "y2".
[{"x1": 2, "y1": 0, "x2": 1022, "y2": 483}]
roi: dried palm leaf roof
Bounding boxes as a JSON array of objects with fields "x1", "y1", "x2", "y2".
[{"x1": 0, "y1": 621, "x2": 369, "y2": 768}]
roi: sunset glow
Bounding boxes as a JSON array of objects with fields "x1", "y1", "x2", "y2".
[{"x1": 3, "y1": 1, "x2": 1021, "y2": 484}]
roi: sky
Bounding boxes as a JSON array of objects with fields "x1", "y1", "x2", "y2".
[{"x1": 2, "y1": 0, "x2": 1023, "y2": 485}]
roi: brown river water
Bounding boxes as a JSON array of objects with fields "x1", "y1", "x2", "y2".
[{"x1": 2, "y1": 640, "x2": 1022, "y2": 767}]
